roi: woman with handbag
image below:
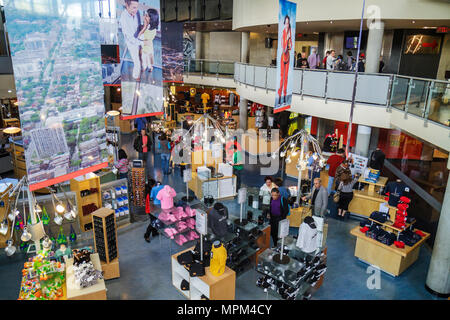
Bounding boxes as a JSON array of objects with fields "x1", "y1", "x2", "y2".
[{"x1": 336, "y1": 172, "x2": 360, "y2": 220}]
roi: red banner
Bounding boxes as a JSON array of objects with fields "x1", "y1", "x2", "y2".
[{"x1": 377, "y1": 129, "x2": 423, "y2": 160}]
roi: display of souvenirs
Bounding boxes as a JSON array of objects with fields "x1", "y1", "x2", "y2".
[{"x1": 18, "y1": 250, "x2": 65, "y2": 300}]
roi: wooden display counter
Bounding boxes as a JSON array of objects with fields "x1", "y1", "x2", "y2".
[
  {"x1": 172, "y1": 247, "x2": 236, "y2": 300},
  {"x1": 3, "y1": 118, "x2": 20, "y2": 128},
  {"x1": 176, "y1": 112, "x2": 203, "y2": 124},
  {"x1": 254, "y1": 225, "x2": 271, "y2": 264},
  {"x1": 241, "y1": 134, "x2": 280, "y2": 156},
  {"x1": 349, "y1": 189, "x2": 397, "y2": 221},
  {"x1": 188, "y1": 172, "x2": 236, "y2": 200},
  {"x1": 287, "y1": 206, "x2": 312, "y2": 228},
  {"x1": 66, "y1": 253, "x2": 107, "y2": 300},
  {"x1": 350, "y1": 226, "x2": 430, "y2": 276},
  {"x1": 358, "y1": 176, "x2": 388, "y2": 195}
]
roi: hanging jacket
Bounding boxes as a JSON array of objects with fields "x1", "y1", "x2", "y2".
[
  {"x1": 208, "y1": 203, "x2": 229, "y2": 237},
  {"x1": 156, "y1": 185, "x2": 177, "y2": 209},
  {"x1": 210, "y1": 244, "x2": 227, "y2": 276},
  {"x1": 296, "y1": 219, "x2": 319, "y2": 253}
]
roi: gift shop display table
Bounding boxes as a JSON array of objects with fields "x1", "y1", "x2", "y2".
[{"x1": 350, "y1": 227, "x2": 430, "y2": 276}]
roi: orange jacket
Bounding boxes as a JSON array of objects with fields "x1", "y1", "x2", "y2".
[{"x1": 281, "y1": 28, "x2": 292, "y2": 64}]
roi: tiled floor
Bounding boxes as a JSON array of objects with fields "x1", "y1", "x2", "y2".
[{"x1": 0, "y1": 133, "x2": 440, "y2": 300}]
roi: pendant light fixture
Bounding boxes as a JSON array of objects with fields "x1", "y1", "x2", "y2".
[{"x1": 5, "y1": 240, "x2": 16, "y2": 256}]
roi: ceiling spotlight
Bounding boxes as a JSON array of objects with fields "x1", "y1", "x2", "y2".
[
  {"x1": 412, "y1": 20, "x2": 415, "y2": 24},
  {"x1": 330, "y1": 21, "x2": 333, "y2": 24},
  {"x1": 7, "y1": 90, "x2": 12, "y2": 93},
  {"x1": 117, "y1": 88, "x2": 121, "y2": 92}
]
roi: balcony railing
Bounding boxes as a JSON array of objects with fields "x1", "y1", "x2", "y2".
[{"x1": 183, "y1": 59, "x2": 450, "y2": 128}]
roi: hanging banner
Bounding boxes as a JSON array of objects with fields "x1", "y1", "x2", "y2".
[
  {"x1": 117, "y1": 0, "x2": 163, "y2": 119},
  {"x1": 4, "y1": 0, "x2": 109, "y2": 191},
  {"x1": 162, "y1": 22, "x2": 184, "y2": 83},
  {"x1": 274, "y1": 0, "x2": 297, "y2": 113}
]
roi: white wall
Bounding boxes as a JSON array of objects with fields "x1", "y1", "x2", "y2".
[
  {"x1": 0, "y1": 75, "x2": 16, "y2": 99},
  {"x1": 205, "y1": 32, "x2": 242, "y2": 62},
  {"x1": 233, "y1": 0, "x2": 450, "y2": 30},
  {"x1": 183, "y1": 74, "x2": 237, "y2": 89},
  {"x1": 249, "y1": 32, "x2": 277, "y2": 66}
]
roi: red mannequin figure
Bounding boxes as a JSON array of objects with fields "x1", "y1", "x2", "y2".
[{"x1": 278, "y1": 15, "x2": 292, "y2": 105}]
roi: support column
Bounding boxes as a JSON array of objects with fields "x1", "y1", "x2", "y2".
[
  {"x1": 104, "y1": 86, "x2": 111, "y2": 111},
  {"x1": 239, "y1": 98, "x2": 248, "y2": 131},
  {"x1": 195, "y1": 31, "x2": 203, "y2": 60},
  {"x1": 426, "y1": 160, "x2": 450, "y2": 297},
  {"x1": 365, "y1": 21, "x2": 385, "y2": 73},
  {"x1": 241, "y1": 32, "x2": 250, "y2": 63},
  {"x1": 354, "y1": 125, "x2": 371, "y2": 157}
]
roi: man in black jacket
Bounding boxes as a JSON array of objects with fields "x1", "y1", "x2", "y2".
[
  {"x1": 266, "y1": 188, "x2": 289, "y2": 247},
  {"x1": 369, "y1": 148, "x2": 385, "y2": 171}
]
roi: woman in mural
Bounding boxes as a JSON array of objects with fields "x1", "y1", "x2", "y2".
[{"x1": 278, "y1": 15, "x2": 292, "y2": 105}]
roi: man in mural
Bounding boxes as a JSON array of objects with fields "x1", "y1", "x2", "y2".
[
  {"x1": 278, "y1": 15, "x2": 292, "y2": 105},
  {"x1": 120, "y1": 0, "x2": 143, "y2": 80}
]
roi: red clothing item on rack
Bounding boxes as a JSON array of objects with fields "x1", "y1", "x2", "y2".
[{"x1": 327, "y1": 154, "x2": 345, "y2": 178}]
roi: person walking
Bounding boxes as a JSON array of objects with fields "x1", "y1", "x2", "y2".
[
  {"x1": 159, "y1": 133, "x2": 171, "y2": 175},
  {"x1": 115, "y1": 149, "x2": 129, "y2": 180},
  {"x1": 309, "y1": 154, "x2": 322, "y2": 190},
  {"x1": 307, "y1": 48, "x2": 320, "y2": 69},
  {"x1": 335, "y1": 160, "x2": 352, "y2": 192},
  {"x1": 144, "y1": 179, "x2": 159, "y2": 243},
  {"x1": 302, "y1": 178, "x2": 328, "y2": 216},
  {"x1": 346, "y1": 51, "x2": 354, "y2": 70},
  {"x1": 326, "y1": 148, "x2": 345, "y2": 194},
  {"x1": 337, "y1": 173, "x2": 360, "y2": 219},
  {"x1": 266, "y1": 188, "x2": 289, "y2": 247}
]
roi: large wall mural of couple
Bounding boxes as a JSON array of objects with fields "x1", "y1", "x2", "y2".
[{"x1": 117, "y1": 0, "x2": 163, "y2": 119}]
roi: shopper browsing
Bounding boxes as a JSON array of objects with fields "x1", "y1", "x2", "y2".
[
  {"x1": 266, "y1": 188, "x2": 289, "y2": 247},
  {"x1": 231, "y1": 144, "x2": 243, "y2": 190},
  {"x1": 159, "y1": 133, "x2": 171, "y2": 175},
  {"x1": 334, "y1": 159, "x2": 352, "y2": 192},
  {"x1": 326, "y1": 50, "x2": 336, "y2": 70},
  {"x1": 144, "y1": 179, "x2": 159, "y2": 243},
  {"x1": 336, "y1": 173, "x2": 360, "y2": 219},
  {"x1": 260, "y1": 176, "x2": 278, "y2": 212},
  {"x1": 115, "y1": 149, "x2": 129, "y2": 180},
  {"x1": 302, "y1": 178, "x2": 328, "y2": 217},
  {"x1": 326, "y1": 148, "x2": 345, "y2": 195}
]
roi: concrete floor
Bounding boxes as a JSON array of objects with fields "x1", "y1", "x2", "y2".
[{"x1": 0, "y1": 133, "x2": 440, "y2": 300}]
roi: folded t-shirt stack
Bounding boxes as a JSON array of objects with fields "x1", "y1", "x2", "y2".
[
  {"x1": 176, "y1": 221, "x2": 189, "y2": 233},
  {"x1": 159, "y1": 212, "x2": 178, "y2": 224},
  {"x1": 185, "y1": 207, "x2": 196, "y2": 217},
  {"x1": 186, "y1": 218, "x2": 196, "y2": 229},
  {"x1": 175, "y1": 234, "x2": 188, "y2": 246},
  {"x1": 164, "y1": 227, "x2": 178, "y2": 239},
  {"x1": 186, "y1": 230, "x2": 199, "y2": 241}
]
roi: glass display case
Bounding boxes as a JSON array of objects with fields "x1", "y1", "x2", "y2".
[{"x1": 256, "y1": 236, "x2": 327, "y2": 300}]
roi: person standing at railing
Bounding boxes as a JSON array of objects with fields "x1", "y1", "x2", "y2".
[
  {"x1": 326, "y1": 50, "x2": 336, "y2": 70},
  {"x1": 307, "y1": 48, "x2": 320, "y2": 69},
  {"x1": 357, "y1": 53, "x2": 366, "y2": 72},
  {"x1": 322, "y1": 51, "x2": 331, "y2": 69},
  {"x1": 278, "y1": 15, "x2": 293, "y2": 105}
]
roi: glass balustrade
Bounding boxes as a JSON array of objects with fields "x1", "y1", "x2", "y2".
[
  {"x1": 427, "y1": 81, "x2": 450, "y2": 127},
  {"x1": 184, "y1": 59, "x2": 450, "y2": 128}
]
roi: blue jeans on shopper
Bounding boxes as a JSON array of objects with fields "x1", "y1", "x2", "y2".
[
  {"x1": 161, "y1": 153, "x2": 170, "y2": 174},
  {"x1": 327, "y1": 176, "x2": 335, "y2": 195}
]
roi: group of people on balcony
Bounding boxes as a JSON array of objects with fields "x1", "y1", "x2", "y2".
[{"x1": 295, "y1": 49, "x2": 384, "y2": 73}]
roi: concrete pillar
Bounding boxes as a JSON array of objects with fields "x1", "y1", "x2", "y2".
[
  {"x1": 426, "y1": 160, "x2": 450, "y2": 297},
  {"x1": 239, "y1": 98, "x2": 248, "y2": 131},
  {"x1": 195, "y1": 31, "x2": 203, "y2": 60},
  {"x1": 354, "y1": 125, "x2": 371, "y2": 157},
  {"x1": 104, "y1": 86, "x2": 111, "y2": 111},
  {"x1": 365, "y1": 21, "x2": 385, "y2": 73},
  {"x1": 241, "y1": 32, "x2": 250, "y2": 63}
]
